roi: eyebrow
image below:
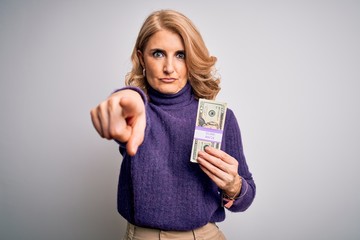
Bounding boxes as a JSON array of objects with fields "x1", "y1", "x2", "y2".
[
  {"x1": 149, "y1": 48, "x2": 185, "y2": 53},
  {"x1": 149, "y1": 48, "x2": 164, "y2": 52}
]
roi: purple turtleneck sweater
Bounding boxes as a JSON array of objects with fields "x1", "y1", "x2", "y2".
[{"x1": 116, "y1": 83, "x2": 256, "y2": 231}]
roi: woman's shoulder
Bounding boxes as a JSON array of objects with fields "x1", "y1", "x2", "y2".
[
  {"x1": 225, "y1": 107, "x2": 236, "y2": 121},
  {"x1": 224, "y1": 107, "x2": 241, "y2": 131}
]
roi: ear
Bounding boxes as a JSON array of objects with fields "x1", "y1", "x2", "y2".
[{"x1": 137, "y1": 50, "x2": 145, "y2": 68}]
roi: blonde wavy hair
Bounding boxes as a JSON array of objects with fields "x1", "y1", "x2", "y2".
[{"x1": 125, "y1": 9, "x2": 221, "y2": 100}]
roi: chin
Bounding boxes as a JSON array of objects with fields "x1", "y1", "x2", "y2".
[{"x1": 156, "y1": 85, "x2": 183, "y2": 94}]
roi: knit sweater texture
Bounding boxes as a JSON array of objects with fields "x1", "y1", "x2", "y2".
[{"x1": 117, "y1": 83, "x2": 256, "y2": 231}]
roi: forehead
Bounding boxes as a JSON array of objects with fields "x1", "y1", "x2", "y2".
[{"x1": 145, "y1": 29, "x2": 184, "y2": 51}]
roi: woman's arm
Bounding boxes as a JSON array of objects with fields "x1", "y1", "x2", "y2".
[
  {"x1": 197, "y1": 109, "x2": 256, "y2": 211},
  {"x1": 90, "y1": 89, "x2": 146, "y2": 156}
]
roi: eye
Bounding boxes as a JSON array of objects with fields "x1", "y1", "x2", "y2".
[
  {"x1": 152, "y1": 50, "x2": 164, "y2": 58},
  {"x1": 176, "y1": 51, "x2": 186, "y2": 59}
]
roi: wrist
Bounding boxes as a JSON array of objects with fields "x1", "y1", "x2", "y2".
[
  {"x1": 224, "y1": 175, "x2": 242, "y2": 199},
  {"x1": 222, "y1": 176, "x2": 242, "y2": 209}
]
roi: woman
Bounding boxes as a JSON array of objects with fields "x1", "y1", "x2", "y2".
[{"x1": 90, "y1": 9, "x2": 256, "y2": 240}]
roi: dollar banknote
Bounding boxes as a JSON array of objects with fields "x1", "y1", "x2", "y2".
[{"x1": 190, "y1": 99, "x2": 227, "y2": 163}]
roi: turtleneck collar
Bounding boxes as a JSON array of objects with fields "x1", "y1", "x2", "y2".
[{"x1": 148, "y1": 82, "x2": 195, "y2": 108}]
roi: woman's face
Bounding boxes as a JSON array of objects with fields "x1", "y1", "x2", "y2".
[{"x1": 138, "y1": 29, "x2": 188, "y2": 94}]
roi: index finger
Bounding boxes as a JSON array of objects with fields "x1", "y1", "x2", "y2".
[{"x1": 204, "y1": 146, "x2": 235, "y2": 164}]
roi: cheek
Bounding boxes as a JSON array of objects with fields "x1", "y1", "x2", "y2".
[
  {"x1": 145, "y1": 63, "x2": 158, "y2": 76},
  {"x1": 144, "y1": 58, "x2": 160, "y2": 73},
  {"x1": 178, "y1": 63, "x2": 188, "y2": 76}
]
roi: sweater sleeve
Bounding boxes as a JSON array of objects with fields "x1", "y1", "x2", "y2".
[{"x1": 221, "y1": 109, "x2": 256, "y2": 212}]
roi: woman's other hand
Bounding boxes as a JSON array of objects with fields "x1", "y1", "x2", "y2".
[
  {"x1": 197, "y1": 147, "x2": 242, "y2": 198},
  {"x1": 90, "y1": 90, "x2": 146, "y2": 156}
]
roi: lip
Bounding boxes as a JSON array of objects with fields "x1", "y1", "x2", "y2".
[{"x1": 159, "y1": 78, "x2": 177, "y2": 83}]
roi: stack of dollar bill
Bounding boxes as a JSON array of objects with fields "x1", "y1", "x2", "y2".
[{"x1": 190, "y1": 99, "x2": 227, "y2": 163}]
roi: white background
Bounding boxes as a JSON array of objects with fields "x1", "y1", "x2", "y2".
[{"x1": 1, "y1": 1, "x2": 359, "y2": 239}]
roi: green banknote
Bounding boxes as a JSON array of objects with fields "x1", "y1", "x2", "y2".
[{"x1": 190, "y1": 99, "x2": 227, "y2": 163}]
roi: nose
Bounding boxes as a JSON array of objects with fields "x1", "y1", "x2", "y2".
[{"x1": 163, "y1": 58, "x2": 174, "y2": 74}]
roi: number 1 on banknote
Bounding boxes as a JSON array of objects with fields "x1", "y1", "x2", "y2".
[{"x1": 190, "y1": 99, "x2": 227, "y2": 163}]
